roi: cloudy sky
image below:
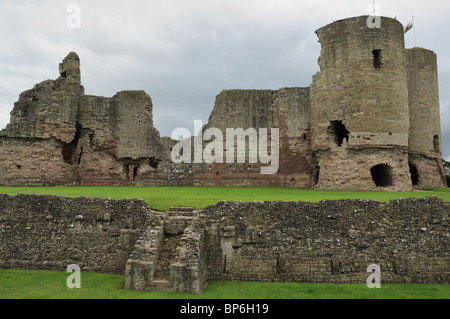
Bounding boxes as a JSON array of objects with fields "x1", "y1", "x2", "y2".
[{"x1": 1, "y1": 0, "x2": 449, "y2": 158}]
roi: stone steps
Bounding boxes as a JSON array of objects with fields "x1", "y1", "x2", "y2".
[
  {"x1": 124, "y1": 212, "x2": 206, "y2": 294},
  {"x1": 146, "y1": 280, "x2": 172, "y2": 292},
  {"x1": 124, "y1": 227, "x2": 164, "y2": 291},
  {"x1": 165, "y1": 207, "x2": 199, "y2": 235},
  {"x1": 167, "y1": 207, "x2": 198, "y2": 217}
]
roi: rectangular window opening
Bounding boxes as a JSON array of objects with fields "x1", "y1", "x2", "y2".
[
  {"x1": 373, "y1": 50, "x2": 382, "y2": 68},
  {"x1": 433, "y1": 135, "x2": 440, "y2": 152}
]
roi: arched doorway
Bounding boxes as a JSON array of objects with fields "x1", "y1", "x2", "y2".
[{"x1": 371, "y1": 164, "x2": 393, "y2": 187}]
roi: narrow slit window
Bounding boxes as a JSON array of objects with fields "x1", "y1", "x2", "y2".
[
  {"x1": 433, "y1": 135, "x2": 440, "y2": 152},
  {"x1": 373, "y1": 50, "x2": 382, "y2": 68}
]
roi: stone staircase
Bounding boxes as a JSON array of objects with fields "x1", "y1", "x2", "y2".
[
  {"x1": 164, "y1": 207, "x2": 198, "y2": 235},
  {"x1": 124, "y1": 207, "x2": 206, "y2": 293},
  {"x1": 123, "y1": 226, "x2": 164, "y2": 291}
]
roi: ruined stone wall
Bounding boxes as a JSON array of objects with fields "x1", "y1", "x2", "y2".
[
  {"x1": 137, "y1": 87, "x2": 313, "y2": 188},
  {"x1": 0, "y1": 52, "x2": 83, "y2": 144},
  {"x1": 109, "y1": 91, "x2": 164, "y2": 161},
  {"x1": 0, "y1": 137, "x2": 79, "y2": 186},
  {"x1": 275, "y1": 88, "x2": 312, "y2": 187},
  {"x1": 1, "y1": 195, "x2": 448, "y2": 293},
  {"x1": 0, "y1": 53, "x2": 164, "y2": 187},
  {"x1": 406, "y1": 48, "x2": 446, "y2": 188},
  {"x1": 202, "y1": 197, "x2": 450, "y2": 285},
  {"x1": 76, "y1": 92, "x2": 164, "y2": 185},
  {"x1": 0, "y1": 16, "x2": 446, "y2": 191},
  {"x1": 0, "y1": 194, "x2": 159, "y2": 274},
  {"x1": 314, "y1": 147, "x2": 411, "y2": 191}
]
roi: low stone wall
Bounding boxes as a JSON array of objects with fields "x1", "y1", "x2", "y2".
[
  {"x1": 201, "y1": 197, "x2": 450, "y2": 284},
  {"x1": 0, "y1": 194, "x2": 159, "y2": 274},
  {"x1": 1, "y1": 194, "x2": 449, "y2": 294}
]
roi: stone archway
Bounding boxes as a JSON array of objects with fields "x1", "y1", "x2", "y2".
[{"x1": 371, "y1": 164, "x2": 393, "y2": 187}]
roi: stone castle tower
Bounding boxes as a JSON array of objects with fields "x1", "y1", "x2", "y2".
[
  {"x1": 0, "y1": 16, "x2": 446, "y2": 190},
  {"x1": 311, "y1": 16, "x2": 445, "y2": 190}
]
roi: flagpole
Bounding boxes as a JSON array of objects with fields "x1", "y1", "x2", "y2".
[{"x1": 413, "y1": 16, "x2": 417, "y2": 47}]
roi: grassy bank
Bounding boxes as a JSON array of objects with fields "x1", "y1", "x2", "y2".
[{"x1": 0, "y1": 186, "x2": 449, "y2": 211}]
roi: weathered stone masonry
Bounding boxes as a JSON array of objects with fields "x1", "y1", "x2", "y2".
[
  {"x1": 0, "y1": 194, "x2": 159, "y2": 274},
  {"x1": 0, "y1": 15, "x2": 446, "y2": 190},
  {"x1": 1, "y1": 194, "x2": 449, "y2": 293}
]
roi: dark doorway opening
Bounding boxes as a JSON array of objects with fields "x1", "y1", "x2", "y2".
[
  {"x1": 62, "y1": 125, "x2": 82, "y2": 165},
  {"x1": 328, "y1": 121, "x2": 350, "y2": 147},
  {"x1": 124, "y1": 165, "x2": 138, "y2": 181},
  {"x1": 409, "y1": 163, "x2": 419, "y2": 186},
  {"x1": 314, "y1": 165, "x2": 320, "y2": 185},
  {"x1": 371, "y1": 164, "x2": 393, "y2": 187}
]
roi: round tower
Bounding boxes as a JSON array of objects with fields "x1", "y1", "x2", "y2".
[
  {"x1": 406, "y1": 48, "x2": 446, "y2": 188},
  {"x1": 310, "y1": 16, "x2": 412, "y2": 190}
]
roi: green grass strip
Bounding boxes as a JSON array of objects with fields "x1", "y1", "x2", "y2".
[
  {"x1": 0, "y1": 186, "x2": 449, "y2": 211},
  {"x1": 0, "y1": 269, "x2": 448, "y2": 299}
]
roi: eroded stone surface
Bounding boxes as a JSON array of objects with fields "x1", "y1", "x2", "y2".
[
  {"x1": 1, "y1": 194, "x2": 448, "y2": 294},
  {"x1": 0, "y1": 15, "x2": 446, "y2": 190}
]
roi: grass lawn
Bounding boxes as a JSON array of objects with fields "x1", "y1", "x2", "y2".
[
  {"x1": 0, "y1": 269, "x2": 448, "y2": 299},
  {"x1": 0, "y1": 186, "x2": 449, "y2": 211}
]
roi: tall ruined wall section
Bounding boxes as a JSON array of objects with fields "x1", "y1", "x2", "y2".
[
  {"x1": 206, "y1": 88, "x2": 312, "y2": 186},
  {"x1": 76, "y1": 91, "x2": 164, "y2": 185},
  {"x1": 0, "y1": 53, "x2": 164, "y2": 186},
  {"x1": 406, "y1": 48, "x2": 446, "y2": 188},
  {"x1": 0, "y1": 52, "x2": 83, "y2": 144},
  {"x1": 311, "y1": 16, "x2": 412, "y2": 191},
  {"x1": 0, "y1": 53, "x2": 84, "y2": 186},
  {"x1": 137, "y1": 87, "x2": 313, "y2": 188}
]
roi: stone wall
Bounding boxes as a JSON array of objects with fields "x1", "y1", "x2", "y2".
[
  {"x1": 0, "y1": 194, "x2": 159, "y2": 274},
  {"x1": 0, "y1": 138, "x2": 79, "y2": 186},
  {"x1": 137, "y1": 87, "x2": 313, "y2": 188},
  {"x1": 0, "y1": 53, "x2": 164, "y2": 187},
  {"x1": 1, "y1": 194, "x2": 448, "y2": 294},
  {"x1": 0, "y1": 52, "x2": 83, "y2": 144},
  {"x1": 314, "y1": 147, "x2": 412, "y2": 191},
  {"x1": 201, "y1": 197, "x2": 450, "y2": 284}
]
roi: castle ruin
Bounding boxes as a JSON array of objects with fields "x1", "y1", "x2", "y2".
[{"x1": 0, "y1": 16, "x2": 446, "y2": 190}]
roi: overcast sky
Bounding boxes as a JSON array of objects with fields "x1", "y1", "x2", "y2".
[{"x1": 1, "y1": 0, "x2": 449, "y2": 158}]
